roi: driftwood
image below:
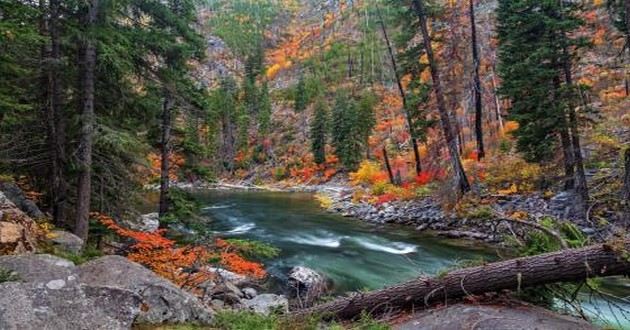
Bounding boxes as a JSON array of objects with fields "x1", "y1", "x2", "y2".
[{"x1": 295, "y1": 239, "x2": 630, "y2": 321}]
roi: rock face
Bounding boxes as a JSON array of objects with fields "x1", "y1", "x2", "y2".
[
  {"x1": 0, "y1": 282, "x2": 141, "y2": 330},
  {"x1": 287, "y1": 266, "x2": 328, "y2": 307},
  {"x1": 49, "y1": 230, "x2": 84, "y2": 254},
  {"x1": 122, "y1": 213, "x2": 160, "y2": 232},
  {"x1": 77, "y1": 255, "x2": 213, "y2": 324},
  {"x1": 241, "y1": 294, "x2": 289, "y2": 315},
  {"x1": 0, "y1": 254, "x2": 142, "y2": 330},
  {"x1": 0, "y1": 254, "x2": 214, "y2": 327},
  {"x1": 0, "y1": 181, "x2": 45, "y2": 219},
  {"x1": 0, "y1": 192, "x2": 38, "y2": 254}
]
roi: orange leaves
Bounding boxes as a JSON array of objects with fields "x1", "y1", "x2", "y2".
[
  {"x1": 146, "y1": 152, "x2": 185, "y2": 182},
  {"x1": 94, "y1": 213, "x2": 269, "y2": 286},
  {"x1": 219, "y1": 252, "x2": 266, "y2": 279}
]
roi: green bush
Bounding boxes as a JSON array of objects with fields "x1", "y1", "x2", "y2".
[
  {"x1": 224, "y1": 239, "x2": 280, "y2": 260},
  {"x1": 0, "y1": 268, "x2": 19, "y2": 283}
]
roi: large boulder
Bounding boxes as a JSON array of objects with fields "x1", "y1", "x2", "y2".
[
  {"x1": 122, "y1": 213, "x2": 160, "y2": 232},
  {"x1": 77, "y1": 255, "x2": 213, "y2": 324},
  {"x1": 0, "y1": 282, "x2": 141, "y2": 330},
  {"x1": 0, "y1": 254, "x2": 75, "y2": 283},
  {"x1": 287, "y1": 266, "x2": 328, "y2": 307},
  {"x1": 49, "y1": 230, "x2": 84, "y2": 254},
  {"x1": 241, "y1": 294, "x2": 288, "y2": 315},
  {"x1": 0, "y1": 181, "x2": 45, "y2": 219}
]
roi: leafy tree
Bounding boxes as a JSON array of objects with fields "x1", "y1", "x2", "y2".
[
  {"x1": 310, "y1": 99, "x2": 329, "y2": 165},
  {"x1": 356, "y1": 91, "x2": 377, "y2": 158}
]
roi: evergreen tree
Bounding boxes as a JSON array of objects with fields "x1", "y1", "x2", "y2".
[
  {"x1": 310, "y1": 99, "x2": 328, "y2": 165},
  {"x1": 257, "y1": 82, "x2": 272, "y2": 137},
  {"x1": 356, "y1": 91, "x2": 377, "y2": 159},
  {"x1": 331, "y1": 91, "x2": 364, "y2": 171},
  {"x1": 294, "y1": 75, "x2": 308, "y2": 113}
]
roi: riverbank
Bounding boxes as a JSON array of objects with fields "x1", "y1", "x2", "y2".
[{"x1": 161, "y1": 178, "x2": 604, "y2": 246}]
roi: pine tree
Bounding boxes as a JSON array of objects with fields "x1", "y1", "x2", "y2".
[
  {"x1": 356, "y1": 91, "x2": 377, "y2": 159},
  {"x1": 310, "y1": 99, "x2": 328, "y2": 165},
  {"x1": 497, "y1": 0, "x2": 589, "y2": 213},
  {"x1": 331, "y1": 91, "x2": 364, "y2": 171},
  {"x1": 257, "y1": 82, "x2": 272, "y2": 137},
  {"x1": 294, "y1": 75, "x2": 308, "y2": 113}
]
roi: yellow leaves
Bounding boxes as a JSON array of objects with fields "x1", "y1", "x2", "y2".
[
  {"x1": 498, "y1": 184, "x2": 518, "y2": 195},
  {"x1": 503, "y1": 121, "x2": 519, "y2": 135},
  {"x1": 314, "y1": 193, "x2": 333, "y2": 209},
  {"x1": 420, "y1": 68, "x2": 432, "y2": 83},
  {"x1": 350, "y1": 161, "x2": 388, "y2": 185}
]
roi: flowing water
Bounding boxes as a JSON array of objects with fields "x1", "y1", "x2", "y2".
[
  {"x1": 197, "y1": 190, "x2": 493, "y2": 292},
  {"x1": 194, "y1": 190, "x2": 630, "y2": 328}
]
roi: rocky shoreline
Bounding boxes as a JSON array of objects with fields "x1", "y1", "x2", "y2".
[{"x1": 175, "y1": 179, "x2": 600, "y2": 245}]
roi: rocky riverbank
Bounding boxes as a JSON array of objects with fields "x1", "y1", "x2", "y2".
[{"x1": 174, "y1": 179, "x2": 602, "y2": 245}]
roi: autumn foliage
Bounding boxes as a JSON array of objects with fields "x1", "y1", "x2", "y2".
[{"x1": 94, "y1": 213, "x2": 267, "y2": 287}]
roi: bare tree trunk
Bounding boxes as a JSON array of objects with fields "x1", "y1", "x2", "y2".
[
  {"x1": 383, "y1": 146, "x2": 395, "y2": 185},
  {"x1": 562, "y1": 50, "x2": 589, "y2": 214},
  {"x1": 626, "y1": 0, "x2": 630, "y2": 96},
  {"x1": 469, "y1": 0, "x2": 484, "y2": 160},
  {"x1": 40, "y1": 0, "x2": 67, "y2": 227},
  {"x1": 623, "y1": 148, "x2": 630, "y2": 223},
  {"x1": 159, "y1": 93, "x2": 174, "y2": 217},
  {"x1": 376, "y1": 5, "x2": 422, "y2": 175},
  {"x1": 412, "y1": 0, "x2": 471, "y2": 194},
  {"x1": 296, "y1": 239, "x2": 630, "y2": 320},
  {"x1": 48, "y1": 0, "x2": 68, "y2": 227},
  {"x1": 75, "y1": 0, "x2": 99, "y2": 241}
]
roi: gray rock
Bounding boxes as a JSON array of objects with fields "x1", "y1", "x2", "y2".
[
  {"x1": 287, "y1": 266, "x2": 327, "y2": 307},
  {"x1": 77, "y1": 255, "x2": 213, "y2": 324},
  {"x1": 0, "y1": 254, "x2": 76, "y2": 283},
  {"x1": 207, "y1": 266, "x2": 247, "y2": 285},
  {"x1": 0, "y1": 281, "x2": 141, "y2": 330},
  {"x1": 242, "y1": 287, "x2": 257, "y2": 299},
  {"x1": 49, "y1": 230, "x2": 84, "y2": 254},
  {"x1": 242, "y1": 294, "x2": 288, "y2": 315},
  {"x1": 122, "y1": 213, "x2": 160, "y2": 232},
  {"x1": 0, "y1": 182, "x2": 45, "y2": 219}
]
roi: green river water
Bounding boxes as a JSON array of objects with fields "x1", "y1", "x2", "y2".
[{"x1": 193, "y1": 190, "x2": 630, "y2": 328}]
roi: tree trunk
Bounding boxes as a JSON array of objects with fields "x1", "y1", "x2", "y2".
[
  {"x1": 74, "y1": 0, "x2": 99, "y2": 241},
  {"x1": 47, "y1": 0, "x2": 68, "y2": 228},
  {"x1": 296, "y1": 239, "x2": 630, "y2": 320},
  {"x1": 623, "y1": 148, "x2": 630, "y2": 223},
  {"x1": 159, "y1": 93, "x2": 174, "y2": 217},
  {"x1": 383, "y1": 146, "x2": 396, "y2": 185},
  {"x1": 376, "y1": 5, "x2": 422, "y2": 175},
  {"x1": 469, "y1": 0, "x2": 485, "y2": 160},
  {"x1": 412, "y1": 0, "x2": 471, "y2": 194},
  {"x1": 562, "y1": 47, "x2": 589, "y2": 214}
]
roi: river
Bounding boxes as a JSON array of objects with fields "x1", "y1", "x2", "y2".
[{"x1": 193, "y1": 190, "x2": 630, "y2": 328}]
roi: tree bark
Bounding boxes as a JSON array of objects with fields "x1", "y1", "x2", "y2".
[
  {"x1": 383, "y1": 146, "x2": 395, "y2": 185},
  {"x1": 562, "y1": 47, "x2": 589, "y2": 214},
  {"x1": 74, "y1": 0, "x2": 99, "y2": 241},
  {"x1": 623, "y1": 148, "x2": 630, "y2": 223},
  {"x1": 159, "y1": 92, "x2": 174, "y2": 217},
  {"x1": 469, "y1": 0, "x2": 485, "y2": 160},
  {"x1": 376, "y1": 5, "x2": 422, "y2": 175},
  {"x1": 296, "y1": 239, "x2": 630, "y2": 320},
  {"x1": 47, "y1": 0, "x2": 68, "y2": 228},
  {"x1": 411, "y1": 0, "x2": 471, "y2": 193}
]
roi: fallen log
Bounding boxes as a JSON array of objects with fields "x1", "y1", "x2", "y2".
[{"x1": 295, "y1": 239, "x2": 630, "y2": 320}]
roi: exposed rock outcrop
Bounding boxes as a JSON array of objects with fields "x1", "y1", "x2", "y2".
[
  {"x1": 0, "y1": 192, "x2": 38, "y2": 254},
  {"x1": 77, "y1": 255, "x2": 214, "y2": 324},
  {"x1": 0, "y1": 181, "x2": 45, "y2": 219},
  {"x1": 0, "y1": 254, "x2": 214, "y2": 326}
]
